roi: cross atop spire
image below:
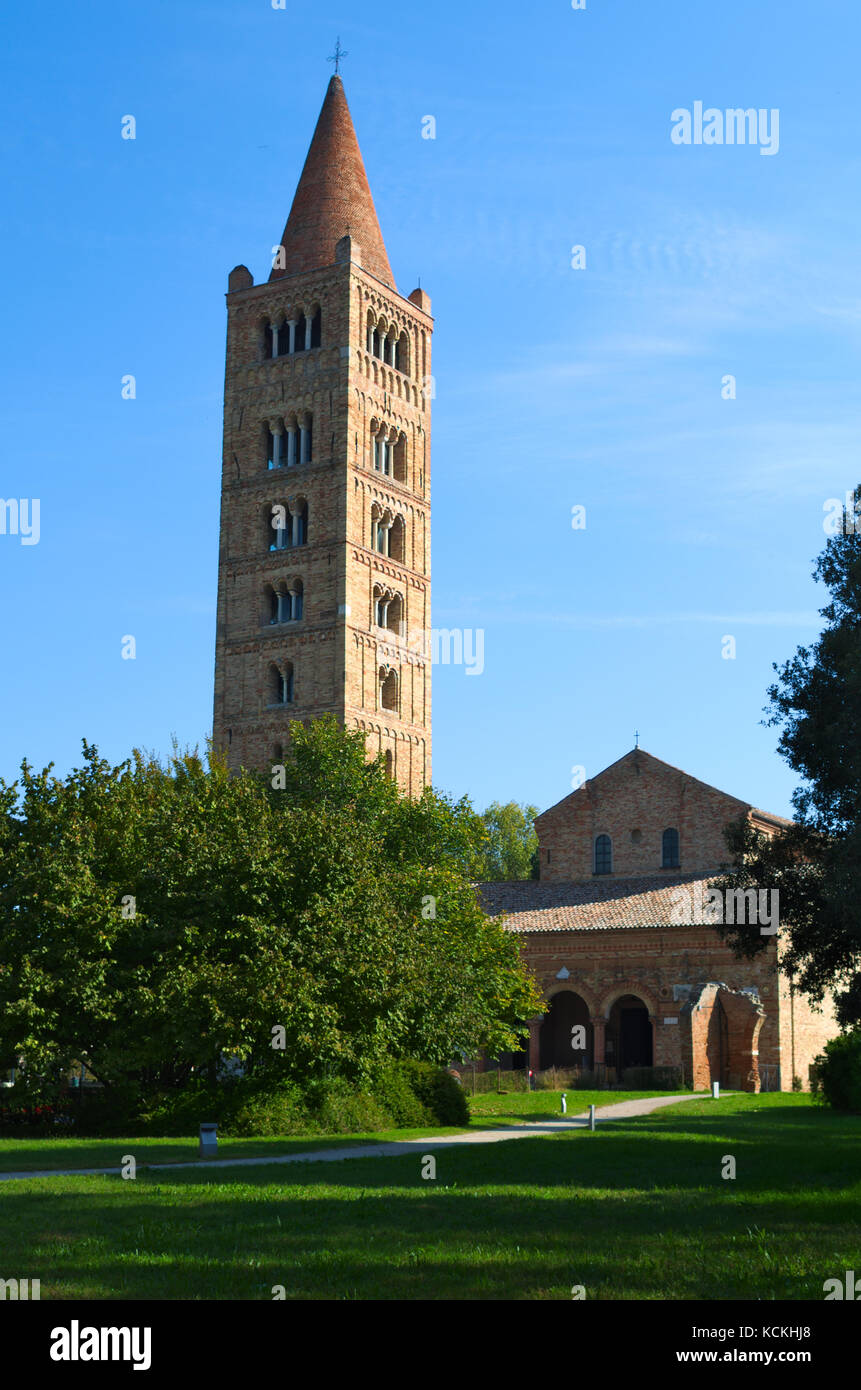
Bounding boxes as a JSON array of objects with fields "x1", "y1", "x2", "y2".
[
  {"x1": 328, "y1": 37, "x2": 348, "y2": 74},
  {"x1": 634, "y1": 730, "x2": 640, "y2": 748}
]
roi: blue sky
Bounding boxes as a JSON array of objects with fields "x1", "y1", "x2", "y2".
[{"x1": 2, "y1": 0, "x2": 859, "y2": 819}]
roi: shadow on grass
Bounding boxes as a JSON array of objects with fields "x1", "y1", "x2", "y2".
[
  {"x1": 2, "y1": 1172, "x2": 856, "y2": 1301},
  {"x1": 2, "y1": 1107, "x2": 859, "y2": 1299}
]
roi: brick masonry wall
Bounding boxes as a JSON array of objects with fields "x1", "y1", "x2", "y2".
[
  {"x1": 516, "y1": 924, "x2": 780, "y2": 1067},
  {"x1": 212, "y1": 246, "x2": 433, "y2": 794},
  {"x1": 776, "y1": 971, "x2": 838, "y2": 1089}
]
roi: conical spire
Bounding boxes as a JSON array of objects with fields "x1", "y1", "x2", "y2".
[{"x1": 270, "y1": 75, "x2": 395, "y2": 289}]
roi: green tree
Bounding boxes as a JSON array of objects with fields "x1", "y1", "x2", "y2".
[
  {"x1": 0, "y1": 721, "x2": 542, "y2": 1103},
  {"x1": 476, "y1": 801, "x2": 540, "y2": 880},
  {"x1": 713, "y1": 487, "x2": 861, "y2": 1025}
]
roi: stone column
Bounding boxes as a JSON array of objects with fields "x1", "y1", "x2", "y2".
[
  {"x1": 270, "y1": 323, "x2": 279, "y2": 357},
  {"x1": 299, "y1": 424, "x2": 309, "y2": 465},
  {"x1": 287, "y1": 319, "x2": 297, "y2": 354},
  {"x1": 592, "y1": 1017, "x2": 606, "y2": 1066},
  {"x1": 305, "y1": 315, "x2": 313, "y2": 350}
]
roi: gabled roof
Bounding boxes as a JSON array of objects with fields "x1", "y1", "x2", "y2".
[
  {"x1": 534, "y1": 747, "x2": 787, "y2": 830},
  {"x1": 270, "y1": 75, "x2": 395, "y2": 289}
]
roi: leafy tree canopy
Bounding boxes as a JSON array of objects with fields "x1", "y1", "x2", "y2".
[
  {"x1": 0, "y1": 719, "x2": 542, "y2": 1101},
  {"x1": 475, "y1": 801, "x2": 540, "y2": 881}
]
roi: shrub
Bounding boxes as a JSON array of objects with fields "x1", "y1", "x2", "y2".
[
  {"x1": 371, "y1": 1063, "x2": 435, "y2": 1127},
  {"x1": 308, "y1": 1078, "x2": 393, "y2": 1135},
  {"x1": 217, "y1": 1081, "x2": 311, "y2": 1138},
  {"x1": 810, "y1": 1030, "x2": 861, "y2": 1111},
  {"x1": 396, "y1": 1059, "x2": 470, "y2": 1126}
]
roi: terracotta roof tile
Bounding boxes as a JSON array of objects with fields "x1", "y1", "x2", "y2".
[{"x1": 478, "y1": 875, "x2": 719, "y2": 933}]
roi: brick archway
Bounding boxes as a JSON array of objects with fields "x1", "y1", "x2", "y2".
[
  {"x1": 544, "y1": 979, "x2": 600, "y2": 1016},
  {"x1": 680, "y1": 983, "x2": 766, "y2": 1092},
  {"x1": 599, "y1": 982, "x2": 660, "y2": 1020},
  {"x1": 538, "y1": 989, "x2": 594, "y2": 1070}
]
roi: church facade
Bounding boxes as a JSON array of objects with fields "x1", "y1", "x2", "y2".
[
  {"x1": 212, "y1": 75, "x2": 432, "y2": 795},
  {"x1": 482, "y1": 750, "x2": 838, "y2": 1091}
]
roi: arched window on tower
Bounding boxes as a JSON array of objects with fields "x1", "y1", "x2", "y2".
[
  {"x1": 294, "y1": 312, "x2": 307, "y2": 351},
  {"x1": 267, "y1": 580, "x2": 304, "y2": 624},
  {"x1": 393, "y1": 433, "x2": 407, "y2": 483},
  {"x1": 387, "y1": 593, "x2": 404, "y2": 637},
  {"x1": 373, "y1": 427, "x2": 392, "y2": 476},
  {"x1": 380, "y1": 667, "x2": 399, "y2": 713},
  {"x1": 268, "y1": 662, "x2": 294, "y2": 706},
  {"x1": 395, "y1": 332, "x2": 409, "y2": 375},
  {"x1": 662, "y1": 827, "x2": 680, "y2": 868},
  {"x1": 389, "y1": 515, "x2": 405, "y2": 564},
  {"x1": 266, "y1": 501, "x2": 307, "y2": 551},
  {"x1": 310, "y1": 307, "x2": 321, "y2": 349},
  {"x1": 594, "y1": 834, "x2": 612, "y2": 876},
  {"x1": 292, "y1": 500, "x2": 308, "y2": 546}
]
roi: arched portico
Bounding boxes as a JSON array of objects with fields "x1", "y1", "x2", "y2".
[
  {"x1": 538, "y1": 990, "x2": 594, "y2": 1070},
  {"x1": 604, "y1": 993, "x2": 654, "y2": 1074}
]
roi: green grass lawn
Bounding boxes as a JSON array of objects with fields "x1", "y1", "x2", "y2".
[
  {"x1": 0, "y1": 1093, "x2": 856, "y2": 1300},
  {"x1": 0, "y1": 1128, "x2": 466, "y2": 1175},
  {"x1": 466, "y1": 1088, "x2": 675, "y2": 1124},
  {"x1": 0, "y1": 1090, "x2": 668, "y2": 1173}
]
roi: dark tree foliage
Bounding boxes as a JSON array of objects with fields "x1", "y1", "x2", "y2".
[{"x1": 713, "y1": 487, "x2": 861, "y2": 1025}]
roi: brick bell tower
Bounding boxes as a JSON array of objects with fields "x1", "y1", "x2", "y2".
[{"x1": 212, "y1": 74, "x2": 433, "y2": 793}]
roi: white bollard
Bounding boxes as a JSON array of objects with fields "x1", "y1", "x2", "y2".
[
  {"x1": 712, "y1": 1081, "x2": 720, "y2": 1099},
  {"x1": 560, "y1": 1092, "x2": 567, "y2": 1115},
  {"x1": 589, "y1": 1103, "x2": 596, "y2": 1132}
]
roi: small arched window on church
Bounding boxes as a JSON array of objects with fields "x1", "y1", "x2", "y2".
[
  {"x1": 310, "y1": 307, "x2": 321, "y2": 349},
  {"x1": 662, "y1": 827, "x2": 680, "y2": 868},
  {"x1": 594, "y1": 834, "x2": 612, "y2": 875}
]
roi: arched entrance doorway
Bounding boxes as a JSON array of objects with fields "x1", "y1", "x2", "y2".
[
  {"x1": 539, "y1": 991, "x2": 593, "y2": 1070},
  {"x1": 605, "y1": 994, "x2": 652, "y2": 1075}
]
